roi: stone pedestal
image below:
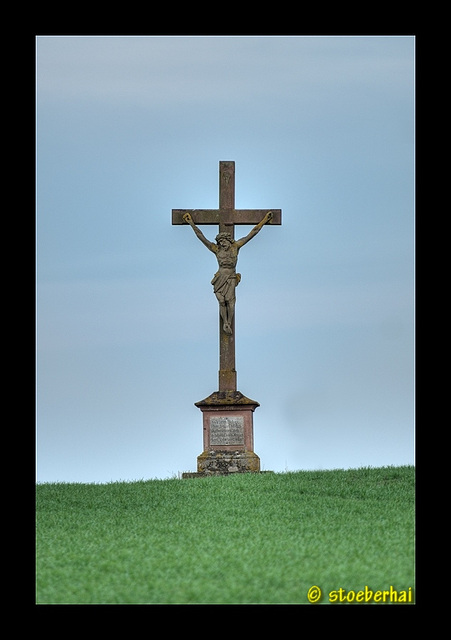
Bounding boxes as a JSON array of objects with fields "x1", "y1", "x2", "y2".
[{"x1": 182, "y1": 391, "x2": 261, "y2": 478}]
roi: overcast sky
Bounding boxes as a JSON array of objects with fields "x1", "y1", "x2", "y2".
[{"x1": 36, "y1": 35, "x2": 415, "y2": 482}]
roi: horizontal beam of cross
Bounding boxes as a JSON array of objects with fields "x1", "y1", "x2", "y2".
[{"x1": 172, "y1": 209, "x2": 282, "y2": 226}]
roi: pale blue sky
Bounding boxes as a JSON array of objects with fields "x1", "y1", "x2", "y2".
[{"x1": 36, "y1": 35, "x2": 415, "y2": 482}]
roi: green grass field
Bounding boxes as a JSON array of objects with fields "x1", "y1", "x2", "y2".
[{"x1": 36, "y1": 466, "x2": 415, "y2": 604}]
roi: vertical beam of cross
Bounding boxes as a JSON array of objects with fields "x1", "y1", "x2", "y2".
[
  {"x1": 218, "y1": 161, "x2": 236, "y2": 390},
  {"x1": 172, "y1": 161, "x2": 281, "y2": 392}
]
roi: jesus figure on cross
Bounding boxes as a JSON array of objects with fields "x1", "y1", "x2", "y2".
[{"x1": 183, "y1": 210, "x2": 273, "y2": 335}]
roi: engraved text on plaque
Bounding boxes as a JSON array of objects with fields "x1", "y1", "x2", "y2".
[{"x1": 210, "y1": 416, "x2": 244, "y2": 446}]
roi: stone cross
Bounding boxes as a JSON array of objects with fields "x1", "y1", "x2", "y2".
[{"x1": 172, "y1": 161, "x2": 281, "y2": 393}]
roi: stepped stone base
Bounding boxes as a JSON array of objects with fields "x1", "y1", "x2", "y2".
[
  {"x1": 182, "y1": 450, "x2": 260, "y2": 478},
  {"x1": 182, "y1": 390, "x2": 262, "y2": 478}
]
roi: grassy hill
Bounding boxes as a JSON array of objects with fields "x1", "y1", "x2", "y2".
[{"x1": 36, "y1": 466, "x2": 415, "y2": 604}]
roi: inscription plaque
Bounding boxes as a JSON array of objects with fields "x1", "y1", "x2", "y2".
[{"x1": 210, "y1": 416, "x2": 244, "y2": 445}]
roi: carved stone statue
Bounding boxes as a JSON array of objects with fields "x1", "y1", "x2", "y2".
[{"x1": 183, "y1": 211, "x2": 273, "y2": 335}]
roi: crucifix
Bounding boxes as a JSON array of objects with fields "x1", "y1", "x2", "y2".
[
  {"x1": 172, "y1": 161, "x2": 282, "y2": 393},
  {"x1": 172, "y1": 161, "x2": 282, "y2": 476}
]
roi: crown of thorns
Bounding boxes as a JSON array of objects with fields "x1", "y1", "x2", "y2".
[{"x1": 215, "y1": 232, "x2": 234, "y2": 243}]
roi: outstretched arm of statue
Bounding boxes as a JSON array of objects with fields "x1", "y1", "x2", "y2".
[
  {"x1": 182, "y1": 213, "x2": 216, "y2": 252},
  {"x1": 235, "y1": 211, "x2": 273, "y2": 248}
]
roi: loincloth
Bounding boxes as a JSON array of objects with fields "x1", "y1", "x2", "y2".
[{"x1": 211, "y1": 269, "x2": 241, "y2": 299}]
